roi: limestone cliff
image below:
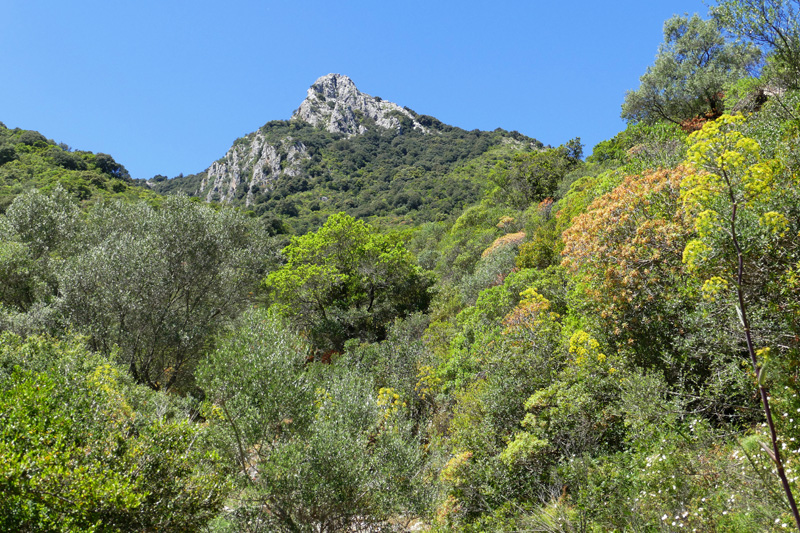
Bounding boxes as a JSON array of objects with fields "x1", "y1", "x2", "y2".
[
  {"x1": 292, "y1": 73, "x2": 426, "y2": 135},
  {"x1": 192, "y1": 74, "x2": 425, "y2": 206},
  {"x1": 199, "y1": 133, "x2": 307, "y2": 206}
]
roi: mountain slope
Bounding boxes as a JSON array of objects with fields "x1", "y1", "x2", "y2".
[
  {"x1": 0, "y1": 122, "x2": 158, "y2": 211},
  {"x1": 150, "y1": 74, "x2": 543, "y2": 233}
]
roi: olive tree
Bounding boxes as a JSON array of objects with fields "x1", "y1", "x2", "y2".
[
  {"x1": 622, "y1": 14, "x2": 761, "y2": 125},
  {"x1": 713, "y1": 0, "x2": 800, "y2": 87},
  {"x1": 58, "y1": 196, "x2": 273, "y2": 391},
  {"x1": 0, "y1": 187, "x2": 80, "y2": 332}
]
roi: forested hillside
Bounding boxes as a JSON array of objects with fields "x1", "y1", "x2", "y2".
[
  {"x1": 0, "y1": 123, "x2": 158, "y2": 211},
  {"x1": 148, "y1": 74, "x2": 550, "y2": 234},
  {"x1": 4, "y1": 2, "x2": 800, "y2": 532}
]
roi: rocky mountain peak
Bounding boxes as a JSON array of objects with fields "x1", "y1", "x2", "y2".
[{"x1": 292, "y1": 73, "x2": 426, "y2": 135}]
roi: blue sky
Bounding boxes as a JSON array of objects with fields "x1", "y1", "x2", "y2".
[{"x1": 2, "y1": 1, "x2": 709, "y2": 179}]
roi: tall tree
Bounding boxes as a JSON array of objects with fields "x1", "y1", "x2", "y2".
[
  {"x1": 713, "y1": 0, "x2": 800, "y2": 88},
  {"x1": 58, "y1": 196, "x2": 272, "y2": 391},
  {"x1": 265, "y1": 212, "x2": 431, "y2": 352},
  {"x1": 622, "y1": 14, "x2": 761, "y2": 125}
]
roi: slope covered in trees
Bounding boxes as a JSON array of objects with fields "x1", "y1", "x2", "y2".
[
  {"x1": 5, "y1": 3, "x2": 800, "y2": 531},
  {"x1": 0, "y1": 123, "x2": 157, "y2": 212},
  {"x1": 148, "y1": 80, "x2": 548, "y2": 234}
]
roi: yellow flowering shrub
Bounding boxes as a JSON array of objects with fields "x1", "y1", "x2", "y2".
[
  {"x1": 377, "y1": 387, "x2": 407, "y2": 420},
  {"x1": 414, "y1": 364, "x2": 441, "y2": 401},
  {"x1": 680, "y1": 113, "x2": 796, "y2": 284}
]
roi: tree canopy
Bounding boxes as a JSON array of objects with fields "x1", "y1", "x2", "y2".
[
  {"x1": 265, "y1": 212, "x2": 431, "y2": 352},
  {"x1": 713, "y1": 0, "x2": 800, "y2": 87},
  {"x1": 621, "y1": 14, "x2": 761, "y2": 125},
  {"x1": 58, "y1": 195, "x2": 272, "y2": 391}
]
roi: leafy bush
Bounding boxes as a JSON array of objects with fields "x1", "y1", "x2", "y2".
[
  {"x1": 198, "y1": 309, "x2": 427, "y2": 532},
  {"x1": 0, "y1": 333, "x2": 228, "y2": 532}
]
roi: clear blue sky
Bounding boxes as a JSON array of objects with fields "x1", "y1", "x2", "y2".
[{"x1": 2, "y1": 0, "x2": 709, "y2": 180}]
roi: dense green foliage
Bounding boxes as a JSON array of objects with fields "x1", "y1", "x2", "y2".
[
  {"x1": 0, "y1": 188, "x2": 276, "y2": 392},
  {"x1": 0, "y1": 333, "x2": 228, "y2": 532},
  {"x1": 59, "y1": 196, "x2": 274, "y2": 391},
  {"x1": 151, "y1": 118, "x2": 543, "y2": 233},
  {"x1": 6, "y1": 6, "x2": 800, "y2": 531},
  {"x1": 0, "y1": 122, "x2": 156, "y2": 212},
  {"x1": 621, "y1": 14, "x2": 761, "y2": 125},
  {"x1": 265, "y1": 212, "x2": 431, "y2": 352},
  {"x1": 489, "y1": 139, "x2": 582, "y2": 208},
  {"x1": 713, "y1": 0, "x2": 800, "y2": 88},
  {"x1": 198, "y1": 310, "x2": 427, "y2": 532}
]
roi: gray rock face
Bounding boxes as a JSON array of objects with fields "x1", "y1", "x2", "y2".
[
  {"x1": 198, "y1": 131, "x2": 307, "y2": 206},
  {"x1": 292, "y1": 73, "x2": 426, "y2": 135},
  {"x1": 192, "y1": 74, "x2": 427, "y2": 205}
]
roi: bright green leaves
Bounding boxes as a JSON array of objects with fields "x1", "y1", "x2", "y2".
[
  {"x1": 265, "y1": 212, "x2": 430, "y2": 351},
  {"x1": 681, "y1": 114, "x2": 794, "y2": 277},
  {"x1": 0, "y1": 368, "x2": 142, "y2": 532},
  {"x1": 0, "y1": 333, "x2": 228, "y2": 532}
]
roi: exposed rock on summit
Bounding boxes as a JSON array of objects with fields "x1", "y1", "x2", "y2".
[
  {"x1": 292, "y1": 73, "x2": 426, "y2": 135},
  {"x1": 190, "y1": 74, "x2": 429, "y2": 206}
]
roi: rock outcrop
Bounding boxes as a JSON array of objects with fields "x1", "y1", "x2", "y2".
[
  {"x1": 198, "y1": 132, "x2": 306, "y2": 206},
  {"x1": 190, "y1": 74, "x2": 427, "y2": 205},
  {"x1": 292, "y1": 73, "x2": 426, "y2": 135}
]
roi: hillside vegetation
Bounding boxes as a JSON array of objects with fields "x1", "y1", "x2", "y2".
[
  {"x1": 149, "y1": 74, "x2": 549, "y2": 234},
  {"x1": 3, "y1": 3, "x2": 800, "y2": 531},
  {"x1": 0, "y1": 123, "x2": 158, "y2": 211},
  {"x1": 151, "y1": 120, "x2": 546, "y2": 234}
]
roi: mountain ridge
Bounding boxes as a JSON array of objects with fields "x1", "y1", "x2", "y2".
[{"x1": 149, "y1": 73, "x2": 543, "y2": 232}]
